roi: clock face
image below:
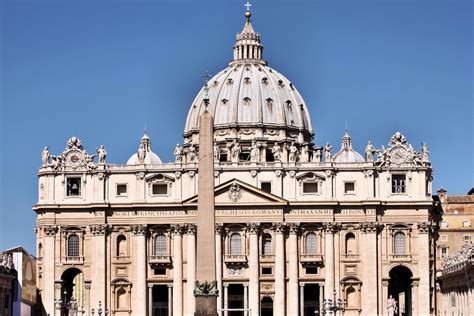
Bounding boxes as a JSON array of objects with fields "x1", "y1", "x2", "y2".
[
  {"x1": 390, "y1": 146, "x2": 407, "y2": 164},
  {"x1": 66, "y1": 150, "x2": 82, "y2": 168}
]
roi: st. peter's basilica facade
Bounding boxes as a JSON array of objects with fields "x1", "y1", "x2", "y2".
[{"x1": 34, "y1": 7, "x2": 439, "y2": 316}]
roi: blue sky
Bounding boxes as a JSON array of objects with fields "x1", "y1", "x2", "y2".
[{"x1": 1, "y1": 0, "x2": 472, "y2": 253}]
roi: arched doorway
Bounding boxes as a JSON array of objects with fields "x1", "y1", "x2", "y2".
[
  {"x1": 60, "y1": 268, "x2": 84, "y2": 316},
  {"x1": 261, "y1": 296, "x2": 273, "y2": 316},
  {"x1": 388, "y1": 266, "x2": 412, "y2": 316}
]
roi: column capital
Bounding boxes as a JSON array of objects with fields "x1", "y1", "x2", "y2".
[
  {"x1": 272, "y1": 222, "x2": 287, "y2": 233},
  {"x1": 90, "y1": 224, "x2": 109, "y2": 236},
  {"x1": 131, "y1": 224, "x2": 146, "y2": 235},
  {"x1": 323, "y1": 222, "x2": 340, "y2": 233},
  {"x1": 360, "y1": 221, "x2": 384, "y2": 233},
  {"x1": 186, "y1": 223, "x2": 197, "y2": 235},
  {"x1": 417, "y1": 221, "x2": 431, "y2": 233},
  {"x1": 215, "y1": 223, "x2": 224, "y2": 235},
  {"x1": 42, "y1": 225, "x2": 58, "y2": 236},
  {"x1": 247, "y1": 222, "x2": 260, "y2": 234},
  {"x1": 288, "y1": 222, "x2": 300, "y2": 234},
  {"x1": 171, "y1": 224, "x2": 185, "y2": 235}
]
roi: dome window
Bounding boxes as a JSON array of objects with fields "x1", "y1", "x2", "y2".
[
  {"x1": 243, "y1": 77, "x2": 251, "y2": 84},
  {"x1": 213, "y1": 80, "x2": 219, "y2": 86},
  {"x1": 278, "y1": 79, "x2": 284, "y2": 87},
  {"x1": 227, "y1": 78, "x2": 234, "y2": 85},
  {"x1": 243, "y1": 97, "x2": 251, "y2": 105},
  {"x1": 221, "y1": 98, "x2": 229, "y2": 105},
  {"x1": 266, "y1": 98, "x2": 273, "y2": 110},
  {"x1": 261, "y1": 77, "x2": 269, "y2": 85},
  {"x1": 286, "y1": 100, "x2": 292, "y2": 108},
  {"x1": 290, "y1": 83, "x2": 295, "y2": 90}
]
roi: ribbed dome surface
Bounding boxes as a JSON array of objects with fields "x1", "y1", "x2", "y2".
[
  {"x1": 126, "y1": 133, "x2": 163, "y2": 165},
  {"x1": 184, "y1": 63, "x2": 313, "y2": 137}
]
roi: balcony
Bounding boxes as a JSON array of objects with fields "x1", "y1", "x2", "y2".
[
  {"x1": 389, "y1": 254, "x2": 412, "y2": 262},
  {"x1": 224, "y1": 254, "x2": 247, "y2": 267},
  {"x1": 148, "y1": 255, "x2": 172, "y2": 267},
  {"x1": 112, "y1": 256, "x2": 131, "y2": 263},
  {"x1": 62, "y1": 256, "x2": 84, "y2": 265},
  {"x1": 300, "y1": 254, "x2": 323, "y2": 266},
  {"x1": 341, "y1": 253, "x2": 360, "y2": 262},
  {"x1": 259, "y1": 255, "x2": 275, "y2": 263}
]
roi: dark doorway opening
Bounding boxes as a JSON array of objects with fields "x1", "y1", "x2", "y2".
[
  {"x1": 152, "y1": 285, "x2": 169, "y2": 316},
  {"x1": 261, "y1": 296, "x2": 273, "y2": 316},
  {"x1": 388, "y1": 266, "x2": 413, "y2": 316},
  {"x1": 228, "y1": 284, "x2": 244, "y2": 316},
  {"x1": 304, "y1": 283, "x2": 320, "y2": 315},
  {"x1": 60, "y1": 268, "x2": 82, "y2": 316}
]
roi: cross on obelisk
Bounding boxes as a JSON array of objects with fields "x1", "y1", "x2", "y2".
[
  {"x1": 194, "y1": 72, "x2": 218, "y2": 316},
  {"x1": 245, "y1": 1, "x2": 252, "y2": 11}
]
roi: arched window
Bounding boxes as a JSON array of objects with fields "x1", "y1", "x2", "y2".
[
  {"x1": 155, "y1": 234, "x2": 167, "y2": 256},
  {"x1": 394, "y1": 232, "x2": 406, "y2": 255},
  {"x1": 117, "y1": 235, "x2": 127, "y2": 257},
  {"x1": 38, "y1": 243, "x2": 43, "y2": 258},
  {"x1": 67, "y1": 235, "x2": 79, "y2": 257},
  {"x1": 345, "y1": 233, "x2": 356, "y2": 255},
  {"x1": 230, "y1": 233, "x2": 242, "y2": 255},
  {"x1": 346, "y1": 286, "x2": 357, "y2": 307},
  {"x1": 262, "y1": 234, "x2": 272, "y2": 255},
  {"x1": 117, "y1": 288, "x2": 127, "y2": 309},
  {"x1": 305, "y1": 232, "x2": 317, "y2": 255}
]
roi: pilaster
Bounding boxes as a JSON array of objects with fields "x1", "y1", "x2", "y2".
[{"x1": 131, "y1": 224, "x2": 147, "y2": 315}]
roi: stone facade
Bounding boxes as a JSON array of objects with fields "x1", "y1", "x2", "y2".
[{"x1": 34, "y1": 7, "x2": 439, "y2": 316}]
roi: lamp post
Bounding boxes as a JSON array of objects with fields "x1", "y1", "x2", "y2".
[
  {"x1": 91, "y1": 301, "x2": 109, "y2": 316},
  {"x1": 322, "y1": 290, "x2": 346, "y2": 315},
  {"x1": 54, "y1": 289, "x2": 77, "y2": 316}
]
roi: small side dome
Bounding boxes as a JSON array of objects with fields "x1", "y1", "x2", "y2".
[
  {"x1": 127, "y1": 132, "x2": 162, "y2": 165},
  {"x1": 332, "y1": 130, "x2": 364, "y2": 163}
]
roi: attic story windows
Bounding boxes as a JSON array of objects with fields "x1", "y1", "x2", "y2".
[
  {"x1": 66, "y1": 177, "x2": 81, "y2": 196},
  {"x1": 146, "y1": 173, "x2": 174, "y2": 196},
  {"x1": 261, "y1": 77, "x2": 269, "y2": 85},
  {"x1": 243, "y1": 97, "x2": 251, "y2": 105},
  {"x1": 298, "y1": 172, "x2": 324, "y2": 195}
]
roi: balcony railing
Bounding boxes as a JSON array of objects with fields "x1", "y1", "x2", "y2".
[
  {"x1": 300, "y1": 254, "x2": 323, "y2": 265},
  {"x1": 341, "y1": 253, "x2": 360, "y2": 261},
  {"x1": 259, "y1": 255, "x2": 275, "y2": 262},
  {"x1": 112, "y1": 256, "x2": 131, "y2": 263},
  {"x1": 389, "y1": 254, "x2": 412, "y2": 261},
  {"x1": 62, "y1": 256, "x2": 84, "y2": 264},
  {"x1": 224, "y1": 254, "x2": 247, "y2": 267},
  {"x1": 149, "y1": 255, "x2": 172, "y2": 266}
]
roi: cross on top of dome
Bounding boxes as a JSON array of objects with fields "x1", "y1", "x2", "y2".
[{"x1": 232, "y1": 1, "x2": 264, "y2": 65}]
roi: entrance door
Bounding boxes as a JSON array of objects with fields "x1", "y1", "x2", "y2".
[
  {"x1": 304, "y1": 284, "x2": 320, "y2": 315},
  {"x1": 228, "y1": 284, "x2": 244, "y2": 316},
  {"x1": 388, "y1": 266, "x2": 413, "y2": 316},
  {"x1": 152, "y1": 285, "x2": 169, "y2": 316},
  {"x1": 261, "y1": 297, "x2": 273, "y2": 316}
]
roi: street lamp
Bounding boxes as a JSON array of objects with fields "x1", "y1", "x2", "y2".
[
  {"x1": 54, "y1": 289, "x2": 77, "y2": 316},
  {"x1": 322, "y1": 290, "x2": 346, "y2": 315},
  {"x1": 91, "y1": 301, "x2": 109, "y2": 316}
]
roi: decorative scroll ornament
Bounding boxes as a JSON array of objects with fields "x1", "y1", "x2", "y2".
[
  {"x1": 194, "y1": 280, "x2": 219, "y2": 297},
  {"x1": 0, "y1": 254, "x2": 14, "y2": 271},
  {"x1": 228, "y1": 183, "x2": 242, "y2": 202},
  {"x1": 46, "y1": 137, "x2": 97, "y2": 171},
  {"x1": 90, "y1": 224, "x2": 109, "y2": 235},
  {"x1": 374, "y1": 132, "x2": 430, "y2": 167}
]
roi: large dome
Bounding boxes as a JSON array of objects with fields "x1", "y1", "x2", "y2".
[{"x1": 183, "y1": 10, "x2": 313, "y2": 146}]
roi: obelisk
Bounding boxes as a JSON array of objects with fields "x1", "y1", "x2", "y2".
[{"x1": 194, "y1": 82, "x2": 218, "y2": 316}]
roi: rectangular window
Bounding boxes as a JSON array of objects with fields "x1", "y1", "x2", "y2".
[
  {"x1": 306, "y1": 267, "x2": 318, "y2": 274},
  {"x1": 463, "y1": 235, "x2": 471, "y2": 243},
  {"x1": 392, "y1": 175, "x2": 406, "y2": 193},
  {"x1": 303, "y1": 182, "x2": 318, "y2": 193},
  {"x1": 441, "y1": 247, "x2": 448, "y2": 258},
  {"x1": 116, "y1": 184, "x2": 127, "y2": 196},
  {"x1": 261, "y1": 182, "x2": 272, "y2": 194},
  {"x1": 463, "y1": 220, "x2": 471, "y2": 227},
  {"x1": 344, "y1": 182, "x2": 355, "y2": 194},
  {"x1": 154, "y1": 268, "x2": 166, "y2": 276},
  {"x1": 261, "y1": 267, "x2": 272, "y2": 275},
  {"x1": 66, "y1": 178, "x2": 81, "y2": 196},
  {"x1": 440, "y1": 221, "x2": 449, "y2": 228},
  {"x1": 152, "y1": 184, "x2": 168, "y2": 195}
]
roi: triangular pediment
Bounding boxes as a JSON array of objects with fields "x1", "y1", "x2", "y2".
[{"x1": 183, "y1": 178, "x2": 288, "y2": 206}]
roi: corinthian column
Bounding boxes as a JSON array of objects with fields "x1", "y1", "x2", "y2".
[
  {"x1": 186, "y1": 224, "x2": 196, "y2": 315},
  {"x1": 324, "y1": 224, "x2": 335, "y2": 301},
  {"x1": 288, "y1": 223, "x2": 299, "y2": 315},
  {"x1": 248, "y1": 223, "x2": 259, "y2": 316},
  {"x1": 90, "y1": 224, "x2": 108, "y2": 310},
  {"x1": 130, "y1": 225, "x2": 147, "y2": 315},
  {"x1": 274, "y1": 223, "x2": 286, "y2": 315},
  {"x1": 172, "y1": 225, "x2": 184, "y2": 316},
  {"x1": 215, "y1": 224, "x2": 224, "y2": 315},
  {"x1": 361, "y1": 222, "x2": 380, "y2": 315},
  {"x1": 42, "y1": 225, "x2": 57, "y2": 316}
]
